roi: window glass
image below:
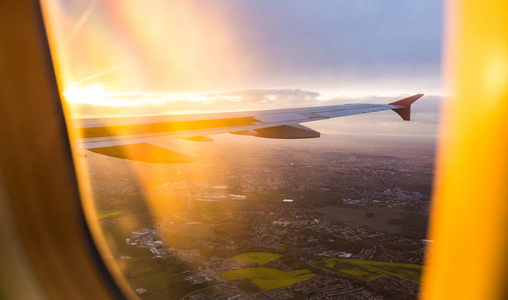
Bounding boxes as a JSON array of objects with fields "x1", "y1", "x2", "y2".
[{"x1": 42, "y1": 1, "x2": 442, "y2": 299}]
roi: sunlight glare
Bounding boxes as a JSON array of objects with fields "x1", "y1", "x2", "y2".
[{"x1": 63, "y1": 85, "x2": 213, "y2": 107}]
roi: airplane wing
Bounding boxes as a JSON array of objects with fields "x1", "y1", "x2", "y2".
[{"x1": 69, "y1": 94, "x2": 423, "y2": 163}]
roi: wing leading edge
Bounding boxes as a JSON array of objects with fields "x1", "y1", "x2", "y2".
[{"x1": 71, "y1": 94, "x2": 423, "y2": 163}]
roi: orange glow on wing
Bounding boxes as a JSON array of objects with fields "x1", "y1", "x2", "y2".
[{"x1": 422, "y1": 1, "x2": 508, "y2": 299}]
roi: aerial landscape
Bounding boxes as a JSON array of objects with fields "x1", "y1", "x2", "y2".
[
  {"x1": 84, "y1": 134, "x2": 435, "y2": 299},
  {"x1": 42, "y1": 0, "x2": 443, "y2": 298}
]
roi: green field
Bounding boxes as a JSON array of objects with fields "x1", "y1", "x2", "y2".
[
  {"x1": 128, "y1": 271, "x2": 173, "y2": 290},
  {"x1": 349, "y1": 260, "x2": 422, "y2": 283},
  {"x1": 220, "y1": 267, "x2": 316, "y2": 290},
  {"x1": 231, "y1": 252, "x2": 282, "y2": 265},
  {"x1": 311, "y1": 259, "x2": 422, "y2": 283},
  {"x1": 200, "y1": 212, "x2": 232, "y2": 223}
]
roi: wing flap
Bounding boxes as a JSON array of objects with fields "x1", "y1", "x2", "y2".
[
  {"x1": 88, "y1": 143, "x2": 195, "y2": 163},
  {"x1": 253, "y1": 123, "x2": 320, "y2": 139},
  {"x1": 183, "y1": 136, "x2": 214, "y2": 142}
]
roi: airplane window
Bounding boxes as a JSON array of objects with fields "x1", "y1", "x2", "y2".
[{"x1": 41, "y1": 1, "x2": 442, "y2": 299}]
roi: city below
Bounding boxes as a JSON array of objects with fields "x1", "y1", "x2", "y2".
[{"x1": 86, "y1": 135, "x2": 435, "y2": 300}]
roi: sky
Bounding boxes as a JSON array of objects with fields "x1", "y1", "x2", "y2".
[{"x1": 43, "y1": 0, "x2": 444, "y2": 137}]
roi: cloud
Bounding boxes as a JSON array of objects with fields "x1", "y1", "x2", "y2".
[
  {"x1": 218, "y1": 1, "x2": 444, "y2": 93},
  {"x1": 207, "y1": 89, "x2": 321, "y2": 108},
  {"x1": 55, "y1": 1, "x2": 443, "y2": 95}
]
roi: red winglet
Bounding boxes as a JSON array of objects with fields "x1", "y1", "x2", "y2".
[{"x1": 389, "y1": 94, "x2": 424, "y2": 121}]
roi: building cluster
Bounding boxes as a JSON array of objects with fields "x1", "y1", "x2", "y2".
[{"x1": 126, "y1": 227, "x2": 169, "y2": 259}]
